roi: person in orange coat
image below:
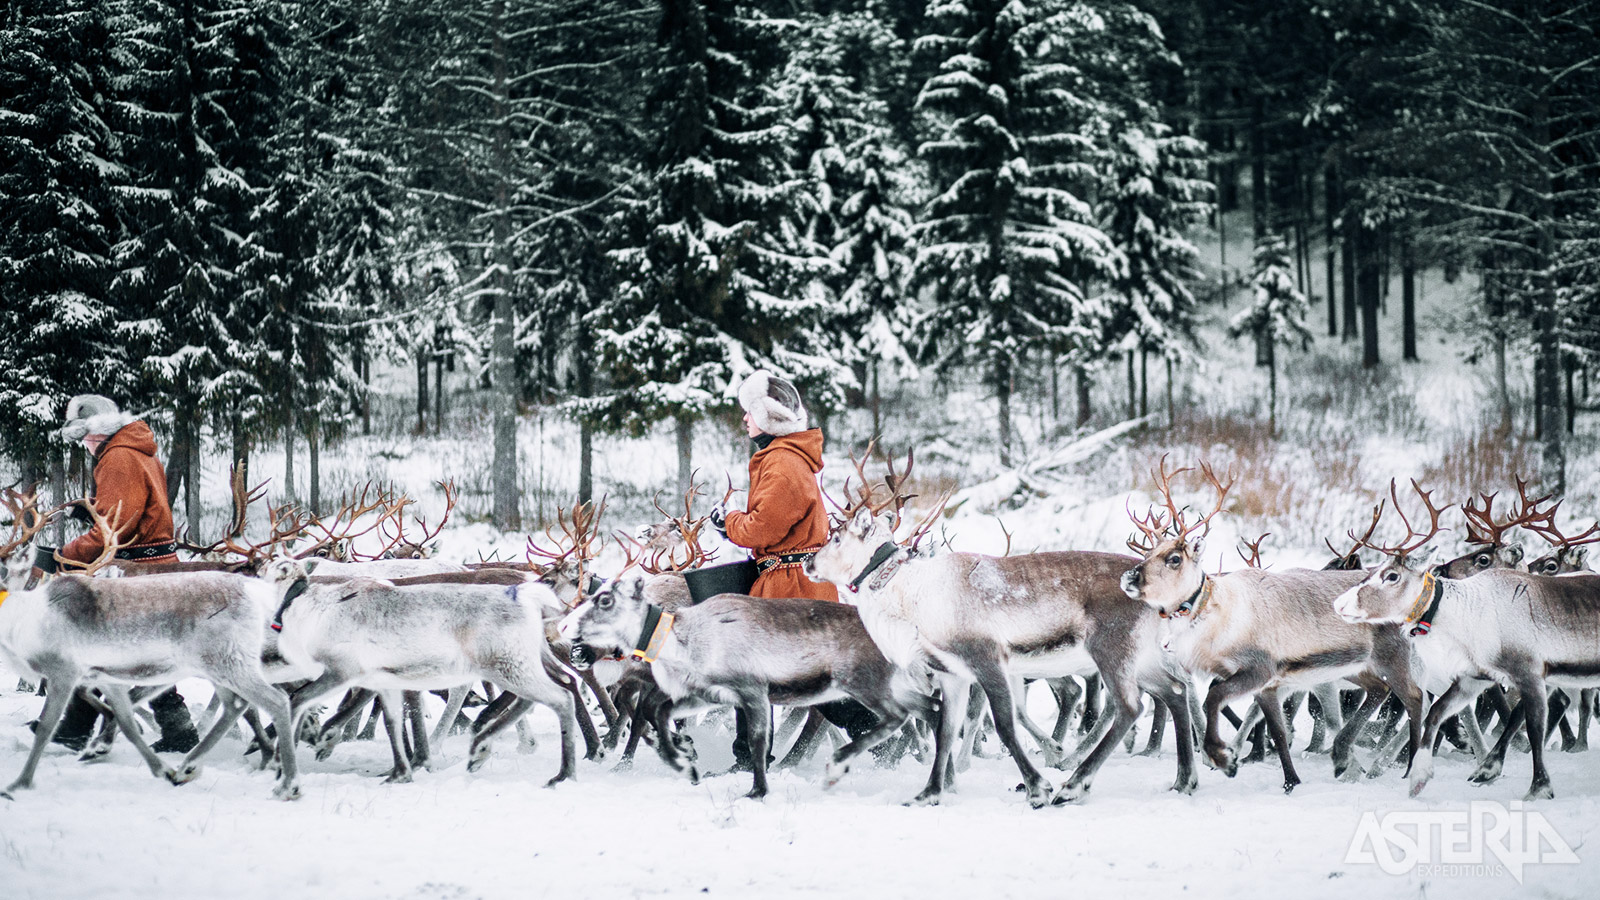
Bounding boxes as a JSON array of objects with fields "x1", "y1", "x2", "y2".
[
  {"x1": 28, "y1": 395, "x2": 197, "y2": 753},
  {"x1": 711, "y1": 370, "x2": 838, "y2": 603}
]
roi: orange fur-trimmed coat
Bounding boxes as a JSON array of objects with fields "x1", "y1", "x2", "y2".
[{"x1": 724, "y1": 429, "x2": 839, "y2": 602}]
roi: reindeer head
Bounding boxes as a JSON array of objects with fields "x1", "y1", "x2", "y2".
[
  {"x1": 1332, "y1": 480, "x2": 1450, "y2": 625},
  {"x1": 1435, "y1": 478, "x2": 1551, "y2": 579},
  {"x1": 566, "y1": 576, "x2": 651, "y2": 662},
  {"x1": 1519, "y1": 494, "x2": 1599, "y2": 577},
  {"x1": 0, "y1": 486, "x2": 45, "y2": 589},
  {"x1": 807, "y1": 506, "x2": 896, "y2": 588},
  {"x1": 1120, "y1": 458, "x2": 1233, "y2": 618}
]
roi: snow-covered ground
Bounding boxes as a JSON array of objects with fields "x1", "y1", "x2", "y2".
[{"x1": 1, "y1": 676, "x2": 1595, "y2": 900}]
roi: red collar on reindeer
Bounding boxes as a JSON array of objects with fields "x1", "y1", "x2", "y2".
[
  {"x1": 1404, "y1": 569, "x2": 1445, "y2": 637},
  {"x1": 1160, "y1": 574, "x2": 1212, "y2": 620}
]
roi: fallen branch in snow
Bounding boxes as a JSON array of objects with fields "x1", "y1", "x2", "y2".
[{"x1": 946, "y1": 415, "x2": 1155, "y2": 515}]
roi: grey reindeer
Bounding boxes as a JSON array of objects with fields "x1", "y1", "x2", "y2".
[
  {"x1": 564, "y1": 571, "x2": 934, "y2": 800},
  {"x1": 803, "y1": 460, "x2": 1199, "y2": 809},
  {"x1": 262, "y1": 557, "x2": 579, "y2": 786},
  {"x1": 1120, "y1": 462, "x2": 1424, "y2": 794},
  {"x1": 0, "y1": 501, "x2": 300, "y2": 800}
]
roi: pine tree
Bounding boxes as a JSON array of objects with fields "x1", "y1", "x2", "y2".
[
  {"x1": 595, "y1": 0, "x2": 830, "y2": 490},
  {"x1": 784, "y1": 9, "x2": 922, "y2": 433},
  {"x1": 1229, "y1": 234, "x2": 1312, "y2": 434},
  {"x1": 0, "y1": 0, "x2": 130, "y2": 477},
  {"x1": 912, "y1": 0, "x2": 1126, "y2": 466}
]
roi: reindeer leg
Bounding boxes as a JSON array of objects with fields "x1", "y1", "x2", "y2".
[
  {"x1": 225, "y1": 672, "x2": 300, "y2": 801},
  {"x1": 582, "y1": 669, "x2": 620, "y2": 727},
  {"x1": 1048, "y1": 677, "x2": 1083, "y2": 745},
  {"x1": 775, "y1": 709, "x2": 827, "y2": 770},
  {"x1": 1161, "y1": 681, "x2": 1198, "y2": 794},
  {"x1": 1011, "y1": 676, "x2": 1065, "y2": 767},
  {"x1": 1256, "y1": 688, "x2": 1301, "y2": 794},
  {"x1": 909, "y1": 674, "x2": 970, "y2": 807},
  {"x1": 1471, "y1": 699, "x2": 1526, "y2": 785},
  {"x1": 1514, "y1": 674, "x2": 1554, "y2": 800},
  {"x1": 4, "y1": 671, "x2": 81, "y2": 798},
  {"x1": 966, "y1": 648, "x2": 1049, "y2": 808},
  {"x1": 824, "y1": 699, "x2": 908, "y2": 789},
  {"x1": 405, "y1": 690, "x2": 431, "y2": 771},
  {"x1": 1138, "y1": 693, "x2": 1169, "y2": 757},
  {"x1": 1202, "y1": 665, "x2": 1273, "y2": 777},
  {"x1": 1053, "y1": 673, "x2": 1142, "y2": 804},
  {"x1": 740, "y1": 695, "x2": 772, "y2": 800},
  {"x1": 169, "y1": 688, "x2": 250, "y2": 785},
  {"x1": 1332, "y1": 684, "x2": 1389, "y2": 781},
  {"x1": 372, "y1": 692, "x2": 413, "y2": 783},
  {"x1": 468, "y1": 696, "x2": 532, "y2": 773},
  {"x1": 98, "y1": 686, "x2": 178, "y2": 783},
  {"x1": 430, "y1": 685, "x2": 471, "y2": 746}
]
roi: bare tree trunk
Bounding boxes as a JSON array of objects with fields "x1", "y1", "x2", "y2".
[
  {"x1": 1401, "y1": 237, "x2": 1418, "y2": 361},
  {"x1": 184, "y1": 413, "x2": 201, "y2": 541},
  {"x1": 434, "y1": 354, "x2": 444, "y2": 433},
  {"x1": 676, "y1": 413, "x2": 694, "y2": 496},
  {"x1": 416, "y1": 352, "x2": 429, "y2": 436},
  {"x1": 308, "y1": 414, "x2": 321, "y2": 516},
  {"x1": 50, "y1": 450, "x2": 66, "y2": 546},
  {"x1": 283, "y1": 419, "x2": 296, "y2": 504},
  {"x1": 1341, "y1": 197, "x2": 1358, "y2": 342},
  {"x1": 1268, "y1": 343, "x2": 1278, "y2": 436},
  {"x1": 1139, "y1": 349, "x2": 1149, "y2": 418},
  {"x1": 1166, "y1": 358, "x2": 1175, "y2": 430},
  {"x1": 576, "y1": 326, "x2": 594, "y2": 505},
  {"x1": 1075, "y1": 365, "x2": 1092, "y2": 428},
  {"x1": 871, "y1": 361, "x2": 882, "y2": 438},
  {"x1": 1125, "y1": 353, "x2": 1135, "y2": 420},
  {"x1": 996, "y1": 355, "x2": 1013, "y2": 468},
  {"x1": 360, "y1": 345, "x2": 371, "y2": 436},
  {"x1": 488, "y1": 0, "x2": 520, "y2": 531},
  {"x1": 1358, "y1": 221, "x2": 1381, "y2": 368},
  {"x1": 1324, "y1": 165, "x2": 1338, "y2": 337}
]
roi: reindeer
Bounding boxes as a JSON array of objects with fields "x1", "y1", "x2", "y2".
[
  {"x1": 262, "y1": 557, "x2": 579, "y2": 786},
  {"x1": 1332, "y1": 491, "x2": 1600, "y2": 800},
  {"x1": 803, "y1": 455, "x2": 1198, "y2": 807},
  {"x1": 0, "y1": 502, "x2": 300, "y2": 800},
  {"x1": 1120, "y1": 462, "x2": 1425, "y2": 794},
  {"x1": 564, "y1": 572, "x2": 935, "y2": 800}
]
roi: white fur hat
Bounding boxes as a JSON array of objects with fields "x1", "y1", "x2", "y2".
[
  {"x1": 737, "y1": 370, "x2": 807, "y2": 437},
  {"x1": 60, "y1": 394, "x2": 135, "y2": 441}
]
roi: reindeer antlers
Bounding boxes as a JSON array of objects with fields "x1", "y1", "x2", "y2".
[
  {"x1": 1238, "y1": 533, "x2": 1271, "y2": 568},
  {"x1": 1359, "y1": 479, "x2": 1449, "y2": 559},
  {"x1": 1130, "y1": 455, "x2": 1235, "y2": 550},
  {"x1": 51, "y1": 500, "x2": 127, "y2": 576},
  {"x1": 1460, "y1": 476, "x2": 1555, "y2": 549},
  {"x1": 0, "y1": 486, "x2": 46, "y2": 560},
  {"x1": 1326, "y1": 499, "x2": 1385, "y2": 568},
  {"x1": 830, "y1": 440, "x2": 916, "y2": 531},
  {"x1": 526, "y1": 497, "x2": 608, "y2": 585}
]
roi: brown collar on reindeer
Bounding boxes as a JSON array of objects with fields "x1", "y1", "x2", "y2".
[
  {"x1": 848, "y1": 541, "x2": 905, "y2": 593},
  {"x1": 1162, "y1": 574, "x2": 1212, "y2": 621}
]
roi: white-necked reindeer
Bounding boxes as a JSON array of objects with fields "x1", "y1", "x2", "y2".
[
  {"x1": 1120, "y1": 462, "x2": 1425, "y2": 793},
  {"x1": 804, "y1": 459, "x2": 1198, "y2": 807},
  {"x1": 0, "y1": 500, "x2": 300, "y2": 800},
  {"x1": 262, "y1": 557, "x2": 579, "y2": 786},
  {"x1": 1333, "y1": 487, "x2": 1600, "y2": 801}
]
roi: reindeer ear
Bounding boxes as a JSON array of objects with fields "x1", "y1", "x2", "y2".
[
  {"x1": 1419, "y1": 544, "x2": 1447, "y2": 569},
  {"x1": 304, "y1": 559, "x2": 320, "y2": 576},
  {"x1": 1573, "y1": 547, "x2": 1590, "y2": 568},
  {"x1": 1503, "y1": 542, "x2": 1524, "y2": 566},
  {"x1": 850, "y1": 507, "x2": 875, "y2": 537},
  {"x1": 1189, "y1": 538, "x2": 1204, "y2": 561}
]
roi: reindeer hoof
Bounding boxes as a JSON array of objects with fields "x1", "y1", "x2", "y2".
[
  {"x1": 744, "y1": 786, "x2": 767, "y2": 800},
  {"x1": 905, "y1": 790, "x2": 941, "y2": 807},
  {"x1": 1409, "y1": 777, "x2": 1430, "y2": 798},
  {"x1": 1525, "y1": 781, "x2": 1554, "y2": 801},
  {"x1": 824, "y1": 761, "x2": 848, "y2": 788},
  {"x1": 1025, "y1": 780, "x2": 1051, "y2": 809},
  {"x1": 1468, "y1": 765, "x2": 1501, "y2": 785},
  {"x1": 611, "y1": 757, "x2": 634, "y2": 774},
  {"x1": 77, "y1": 744, "x2": 111, "y2": 763},
  {"x1": 314, "y1": 745, "x2": 337, "y2": 762},
  {"x1": 272, "y1": 782, "x2": 301, "y2": 802},
  {"x1": 686, "y1": 766, "x2": 700, "y2": 786},
  {"x1": 167, "y1": 764, "x2": 202, "y2": 786},
  {"x1": 1171, "y1": 777, "x2": 1197, "y2": 796},
  {"x1": 382, "y1": 770, "x2": 413, "y2": 784},
  {"x1": 1283, "y1": 778, "x2": 1299, "y2": 795},
  {"x1": 1335, "y1": 762, "x2": 1364, "y2": 783},
  {"x1": 544, "y1": 772, "x2": 572, "y2": 788},
  {"x1": 1050, "y1": 782, "x2": 1088, "y2": 805}
]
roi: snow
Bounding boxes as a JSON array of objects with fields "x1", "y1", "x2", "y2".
[{"x1": 2, "y1": 678, "x2": 1596, "y2": 900}]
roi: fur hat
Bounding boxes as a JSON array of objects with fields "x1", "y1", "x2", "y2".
[
  {"x1": 737, "y1": 370, "x2": 807, "y2": 437},
  {"x1": 60, "y1": 394, "x2": 134, "y2": 441}
]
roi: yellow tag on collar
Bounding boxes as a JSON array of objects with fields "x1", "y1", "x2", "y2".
[
  {"x1": 0, "y1": 590, "x2": 8, "y2": 608},
  {"x1": 631, "y1": 611, "x2": 675, "y2": 663},
  {"x1": 1404, "y1": 571, "x2": 1437, "y2": 625}
]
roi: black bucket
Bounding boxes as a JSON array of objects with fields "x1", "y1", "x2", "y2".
[{"x1": 682, "y1": 558, "x2": 759, "y2": 604}]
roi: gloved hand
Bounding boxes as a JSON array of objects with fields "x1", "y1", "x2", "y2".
[
  {"x1": 32, "y1": 545, "x2": 59, "y2": 576},
  {"x1": 708, "y1": 504, "x2": 728, "y2": 537}
]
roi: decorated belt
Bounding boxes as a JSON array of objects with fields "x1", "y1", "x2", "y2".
[
  {"x1": 115, "y1": 541, "x2": 179, "y2": 561},
  {"x1": 756, "y1": 548, "x2": 821, "y2": 574}
]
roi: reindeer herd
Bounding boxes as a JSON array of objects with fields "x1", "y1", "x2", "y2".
[{"x1": 1, "y1": 453, "x2": 1598, "y2": 811}]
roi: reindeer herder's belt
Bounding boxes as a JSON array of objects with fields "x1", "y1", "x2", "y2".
[{"x1": 755, "y1": 548, "x2": 821, "y2": 574}]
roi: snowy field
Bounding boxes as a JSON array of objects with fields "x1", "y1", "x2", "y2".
[{"x1": 2, "y1": 673, "x2": 1597, "y2": 900}]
